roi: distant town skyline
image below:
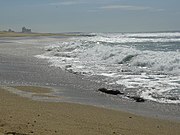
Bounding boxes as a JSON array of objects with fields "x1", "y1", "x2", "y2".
[
  {"x1": 3, "y1": 27, "x2": 31, "y2": 33},
  {"x1": 0, "y1": 0, "x2": 180, "y2": 33}
]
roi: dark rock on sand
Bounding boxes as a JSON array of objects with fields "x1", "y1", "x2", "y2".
[
  {"x1": 98, "y1": 88, "x2": 124, "y2": 95},
  {"x1": 128, "y1": 96, "x2": 146, "y2": 102},
  {"x1": 5, "y1": 132, "x2": 28, "y2": 135}
]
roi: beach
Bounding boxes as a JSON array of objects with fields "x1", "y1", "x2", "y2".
[
  {"x1": 0, "y1": 34, "x2": 180, "y2": 135},
  {"x1": 0, "y1": 86, "x2": 180, "y2": 135}
]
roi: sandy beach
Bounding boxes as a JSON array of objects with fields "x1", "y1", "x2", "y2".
[
  {"x1": 0, "y1": 35, "x2": 180, "y2": 135},
  {"x1": 0, "y1": 86, "x2": 180, "y2": 135},
  {"x1": 1, "y1": 0, "x2": 180, "y2": 133}
]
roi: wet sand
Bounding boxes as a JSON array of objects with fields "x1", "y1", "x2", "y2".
[{"x1": 0, "y1": 86, "x2": 180, "y2": 135}]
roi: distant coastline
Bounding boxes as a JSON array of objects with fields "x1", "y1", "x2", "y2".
[
  {"x1": 1, "y1": 30, "x2": 180, "y2": 38},
  {"x1": 0, "y1": 31, "x2": 84, "y2": 37}
]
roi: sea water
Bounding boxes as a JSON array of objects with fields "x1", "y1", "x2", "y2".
[{"x1": 36, "y1": 32, "x2": 180, "y2": 104}]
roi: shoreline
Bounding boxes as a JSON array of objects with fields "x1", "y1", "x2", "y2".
[
  {"x1": 2, "y1": 85, "x2": 180, "y2": 122},
  {"x1": 0, "y1": 37, "x2": 180, "y2": 121},
  {"x1": 0, "y1": 86, "x2": 180, "y2": 135}
]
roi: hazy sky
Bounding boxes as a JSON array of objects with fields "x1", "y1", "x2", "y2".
[{"x1": 0, "y1": 0, "x2": 180, "y2": 33}]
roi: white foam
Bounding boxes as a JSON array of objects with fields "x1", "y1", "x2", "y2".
[
  {"x1": 141, "y1": 89, "x2": 180, "y2": 104},
  {"x1": 100, "y1": 73, "x2": 117, "y2": 77}
]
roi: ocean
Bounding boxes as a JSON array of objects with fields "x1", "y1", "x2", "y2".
[{"x1": 36, "y1": 32, "x2": 180, "y2": 104}]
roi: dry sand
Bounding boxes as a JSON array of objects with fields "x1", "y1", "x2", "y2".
[{"x1": 0, "y1": 86, "x2": 180, "y2": 135}]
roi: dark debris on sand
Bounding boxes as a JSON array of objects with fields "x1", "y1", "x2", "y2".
[
  {"x1": 98, "y1": 88, "x2": 124, "y2": 95},
  {"x1": 98, "y1": 88, "x2": 146, "y2": 102},
  {"x1": 4, "y1": 132, "x2": 28, "y2": 135}
]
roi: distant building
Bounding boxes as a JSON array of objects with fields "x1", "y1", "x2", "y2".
[
  {"x1": 8, "y1": 29, "x2": 14, "y2": 32},
  {"x1": 22, "y1": 27, "x2": 31, "y2": 33}
]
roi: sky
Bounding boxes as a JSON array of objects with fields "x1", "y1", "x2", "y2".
[{"x1": 0, "y1": 0, "x2": 180, "y2": 33}]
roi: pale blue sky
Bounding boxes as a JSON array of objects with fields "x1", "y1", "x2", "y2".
[{"x1": 0, "y1": 0, "x2": 180, "y2": 33}]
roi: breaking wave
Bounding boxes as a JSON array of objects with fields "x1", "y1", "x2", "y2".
[{"x1": 36, "y1": 32, "x2": 180, "y2": 104}]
